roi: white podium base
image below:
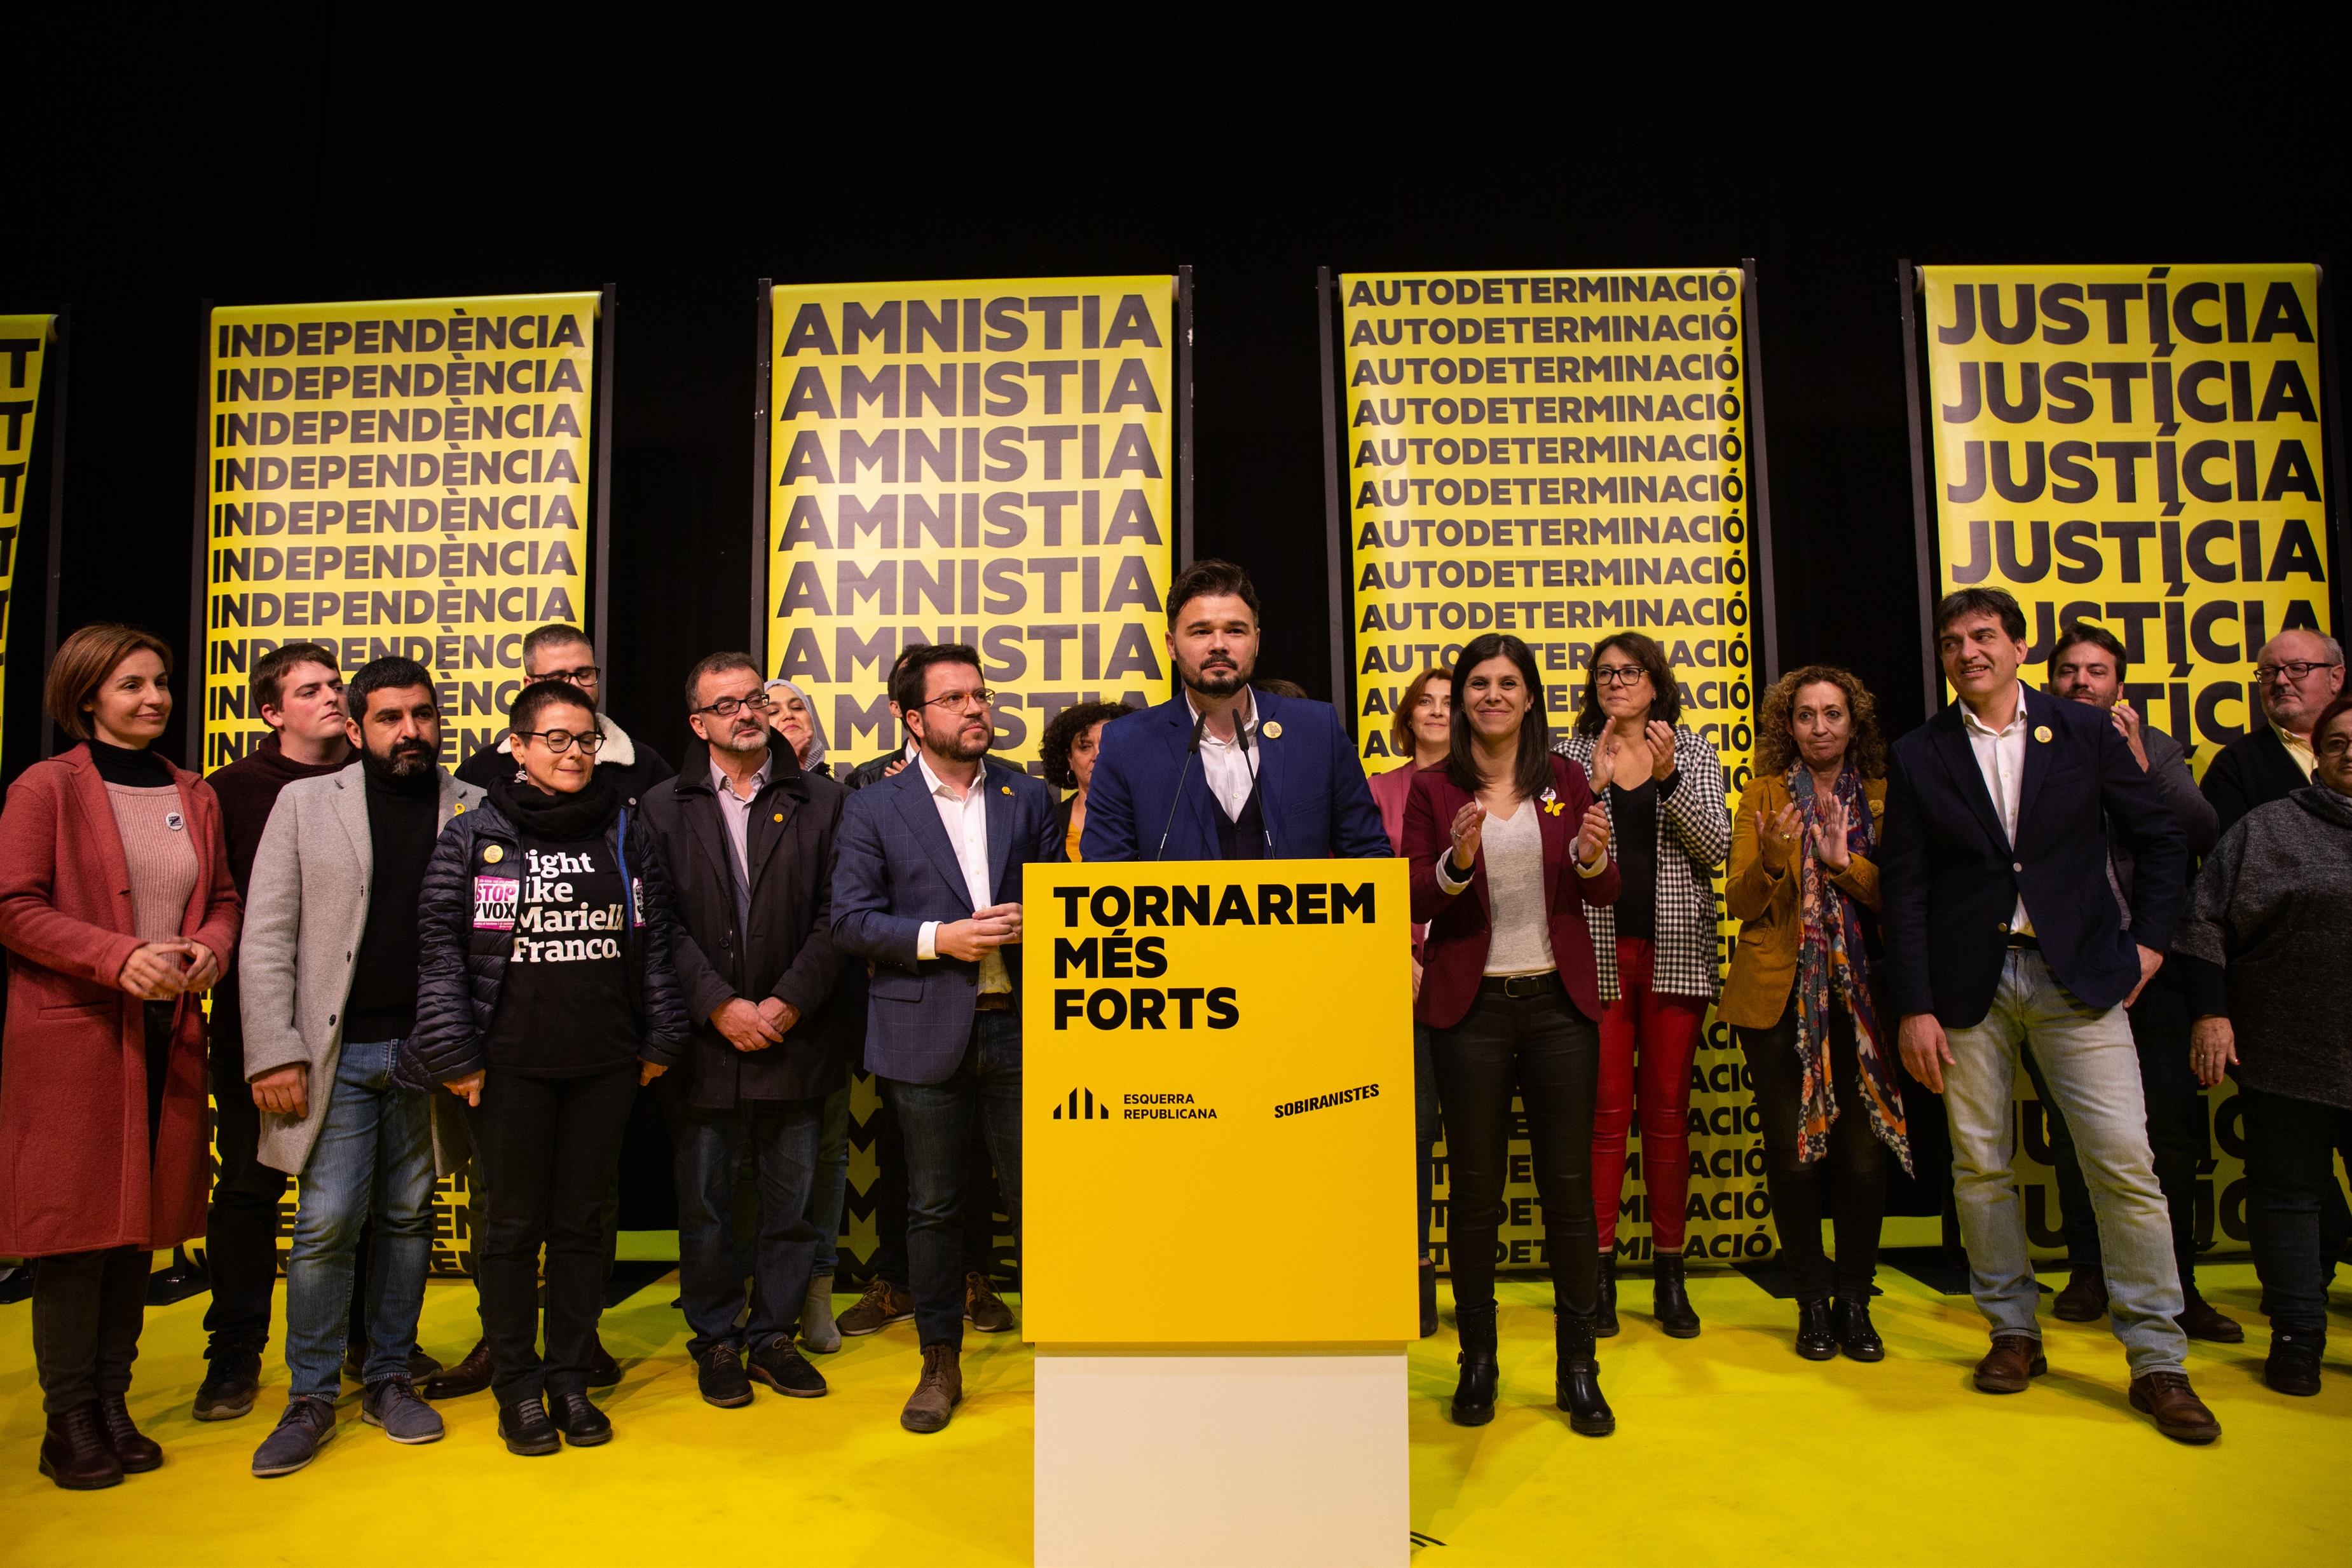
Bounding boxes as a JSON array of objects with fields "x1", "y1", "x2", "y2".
[{"x1": 1033, "y1": 1347, "x2": 1408, "y2": 1568}]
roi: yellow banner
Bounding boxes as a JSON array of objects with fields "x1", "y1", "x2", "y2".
[
  {"x1": 202, "y1": 292, "x2": 601, "y2": 776},
  {"x1": 1025, "y1": 861, "x2": 1417, "y2": 1343},
  {"x1": 1920, "y1": 262, "x2": 2330, "y2": 755},
  {"x1": 0, "y1": 315, "x2": 53, "y2": 768},
  {"x1": 1341, "y1": 268, "x2": 1768, "y2": 1269},
  {"x1": 764, "y1": 276, "x2": 1175, "y2": 772}
]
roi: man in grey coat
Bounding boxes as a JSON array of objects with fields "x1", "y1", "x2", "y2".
[
  {"x1": 2033, "y1": 625, "x2": 2239, "y2": 1342},
  {"x1": 237, "y1": 657, "x2": 484, "y2": 1476}
]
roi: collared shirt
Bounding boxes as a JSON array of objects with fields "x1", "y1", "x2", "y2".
[
  {"x1": 912, "y1": 752, "x2": 1013, "y2": 994},
  {"x1": 709, "y1": 751, "x2": 772, "y2": 931},
  {"x1": 1187, "y1": 688, "x2": 1262, "y2": 822},
  {"x1": 1961, "y1": 683, "x2": 2033, "y2": 936},
  {"x1": 2276, "y1": 723, "x2": 2317, "y2": 782}
]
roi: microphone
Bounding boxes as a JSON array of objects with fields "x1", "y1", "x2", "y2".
[
  {"x1": 1155, "y1": 711, "x2": 1210, "y2": 861},
  {"x1": 1234, "y1": 713, "x2": 1276, "y2": 856}
]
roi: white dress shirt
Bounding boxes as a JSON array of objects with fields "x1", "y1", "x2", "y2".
[
  {"x1": 1189, "y1": 688, "x2": 1262, "y2": 823},
  {"x1": 912, "y1": 753, "x2": 1012, "y2": 993},
  {"x1": 1960, "y1": 682, "x2": 2033, "y2": 936}
]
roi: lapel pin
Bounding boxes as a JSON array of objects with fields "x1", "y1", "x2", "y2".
[
  {"x1": 2033, "y1": 725, "x2": 2053, "y2": 743},
  {"x1": 773, "y1": 812, "x2": 784, "y2": 822},
  {"x1": 1262, "y1": 720, "x2": 1283, "y2": 739},
  {"x1": 1000, "y1": 784, "x2": 1013, "y2": 796},
  {"x1": 482, "y1": 843, "x2": 504, "y2": 864},
  {"x1": 453, "y1": 803, "x2": 465, "y2": 814}
]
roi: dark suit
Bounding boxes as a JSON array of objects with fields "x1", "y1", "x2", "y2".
[
  {"x1": 1080, "y1": 689, "x2": 1390, "y2": 862},
  {"x1": 2200, "y1": 726, "x2": 2312, "y2": 837},
  {"x1": 830, "y1": 754, "x2": 1058, "y2": 1350},
  {"x1": 1880, "y1": 681, "x2": 2191, "y2": 1374}
]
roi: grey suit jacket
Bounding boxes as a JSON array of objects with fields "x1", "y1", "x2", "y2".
[{"x1": 238, "y1": 761, "x2": 484, "y2": 1176}]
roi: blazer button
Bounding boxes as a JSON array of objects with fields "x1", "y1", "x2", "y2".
[
  {"x1": 2011, "y1": 861, "x2": 2023, "y2": 873},
  {"x1": 1997, "y1": 921, "x2": 2010, "y2": 934}
]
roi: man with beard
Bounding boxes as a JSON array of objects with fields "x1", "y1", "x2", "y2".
[
  {"x1": 237, "y1": 658, "x2": 486, "y2": 1475},
  {"x1": 831, "y1": 643, "x2": 1058, "y2": 1433},
  {"x1": 2034, "y1": 625, "x2": 2238, "y2": 1342},
  {"x1": 1081, "y1": 558, "x2": 1388, "y2": 862}
]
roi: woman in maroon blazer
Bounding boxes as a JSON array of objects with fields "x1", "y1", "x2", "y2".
[
  {"x1": 0, "y1": 625, "x2": 240, "y2": 1490},
  {"x1": 1405, "y1": 632, "x2": 1618, "y2": 1435}
]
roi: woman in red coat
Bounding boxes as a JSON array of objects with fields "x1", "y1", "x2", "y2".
[
  {"x1": 0, "y1": 624, "x2": 240, "y2": 1490},
  {"x1": 1405, "y1": 632, "x2": 1618, "y2": 1434}
]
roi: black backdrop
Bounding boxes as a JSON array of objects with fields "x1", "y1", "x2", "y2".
[{"x1": 11, "y1": 11, "x2": 2347, "y2": 779}]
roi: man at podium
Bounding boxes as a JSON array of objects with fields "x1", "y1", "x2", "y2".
[{"x1": 1082, "y1": 559, "x2": 1389, "y2": 863}]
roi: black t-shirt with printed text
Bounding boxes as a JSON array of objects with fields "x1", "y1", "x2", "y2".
[{"x1": 479, "y1": 831, "x2": 641, "y2": 1077}]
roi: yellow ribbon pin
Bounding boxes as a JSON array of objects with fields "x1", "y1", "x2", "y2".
[
  {"x1": 1001, "y1": 785, "x2": 1013, "y2": 795},
  {"x1": 1262, "y1": 720, "x2": 1283, "y2": 739},
  {"x1": 2033, "y1": 725, "x2": 2053, "y2": 743}
]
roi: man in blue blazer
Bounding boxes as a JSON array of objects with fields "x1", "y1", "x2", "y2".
[
  {"x1": 1082, "y1": 558, "x2": 1389, "y2": 862},
  {"x1": 1882, "y1": 587, "x2": 2216, "y2": 1443},
  {"x1": 830, "y1": 643, "x2": 1058, "y2": 1435}
]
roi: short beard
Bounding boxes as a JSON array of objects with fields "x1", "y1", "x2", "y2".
[
  {"x1": 378, "y1": 741, "x2": 434, "y2": 777},
  {"x1": 920, "y1": 723, "x2": 991, "y2": 765},
  {"x1": 1179, "y1": 653, "x2": 1253, "y2": 698}
]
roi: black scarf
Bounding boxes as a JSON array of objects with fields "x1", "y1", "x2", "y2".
[{"x1": 489, "y1": 771, "x2": 620, "y2": 842}]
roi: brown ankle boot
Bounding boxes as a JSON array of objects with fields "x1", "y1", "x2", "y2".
[
  {"x1": 98, "y1": 1394, "x2": 162, "y2": 1472},
  {"x1": 2129, "y1": 1370, "x2": 2221, "y2": 1443},
  {"x1": 1973, "y1": 1334, "x2": 2048, "y2": 1393},
  {"x1": 39, "y1": 1405, "x2": 123, "y2": 1490},
  {"x1": 900, "y1": 1343, "x2": 963, "y2": 1434},
  {"x1": 2051, "y1": 1265, "x2": 2107, "y2": 1322}
]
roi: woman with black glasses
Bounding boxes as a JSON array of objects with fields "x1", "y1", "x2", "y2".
[
  {"x1": 406, "y1": 679, "x2": 688, "y2": 1456},
  {"x1": 1408, "y1": 634, "x2": 1620, "y2": 1433}
]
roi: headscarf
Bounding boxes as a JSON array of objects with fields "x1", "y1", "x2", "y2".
[
  {"x1": 765, "y1": 678, "x2": 827, "y2": 773},
  {"x1": 1788, "y1": 762, "x2": 1911, "y2": 1174}
]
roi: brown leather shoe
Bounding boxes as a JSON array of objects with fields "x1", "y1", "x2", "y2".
[
  {"x1": 585, "y1": 1334, "x2": 622, "y2": 1389},
  {"x1": 38, "y1": 1405, "x2": 123, "y2": 1490},
  {"x1": 965, "y1": 1272, "x2": 1015, "y2": 1333},
  {"x1": 420, "y1": 1338, "x2": 494, "y2": 1400},
  {"x1": 2051, "y1": 1266, "x2": 2107, "y2": 1322},
  {"x1": 97, "y1": 1394, "x2": 162, "y2": 1473},
  {"x1": 2176, "y1": 1294, "x2": 2244, "y2": 1344},
  {"x1": 1973, "y1": 1334, "x2": 2048, "y2": 1393},
  {"x1": 900, "y1": 1343, "x2": 963, "y2": 1434},
  {"x1": 838, "y1": 1278, "x2": 916, "y2": 1337},
  {"x1": 2129, "y1": 1370, "x2": 2220, "y2": 1443}
]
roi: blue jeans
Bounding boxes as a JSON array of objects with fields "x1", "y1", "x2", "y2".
[
  {"x1": 807, "y1": 1081, "x2": 852, "y2": 1278},
  {"x1": 1942, "y1": 951, "x2": 2187, "y2": 1376},
  {"x1": 881, "y1": 1010, "x2": 1023, "y2": 1349},
  {"x1": 673, "y1": 1103, "x2": 823, "y2": 1360},
  {"x1": 283, "y1": 1038, "x2": 436, "y2": 1400}
]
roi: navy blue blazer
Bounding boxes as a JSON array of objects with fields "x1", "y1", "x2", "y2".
[
  {"x1": 1078, "y1": 688, "x2": 1391, "y2": 862},
  {"x1": 1880, "y1": 682, "x2": 2186, "y2": 1027},
  {"x1": 830, "y1": 756, "x2": 1060, "y2": 1085}
]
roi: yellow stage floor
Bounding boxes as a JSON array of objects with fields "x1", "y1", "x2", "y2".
[{"x1": 2, "y1": 1262, "x2": 2343, "y2": 1565}]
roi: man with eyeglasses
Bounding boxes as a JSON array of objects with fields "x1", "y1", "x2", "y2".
[
  {"x1": 435, "y1": 624, "x2": 672, "y2": 1400},
  {"x1": 640, "y1": 654, "x2": 856, "y2": 1408},
  {"x1": 831, "y1": 643, "x2": 1058, "y2": 1433},
  {"x1": 2203, "y1": 630, "x2": 2346, "y2": 835},
  {"x1": 456, "y1": 624, "x2": 674, "y2": 804}
]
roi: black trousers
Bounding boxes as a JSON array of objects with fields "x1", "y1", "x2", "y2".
[
  {"x1": 1739, "y1": 1002, "x2": 1887, "y2": 1302},
  {"x1": 2024, "y1": 977, "x2": 2206, "y2": 1292},
  {"x1": 202, "y1": 988, "x2": 291, "y2": 1359},
  {"x1": 1432, "y1": 981, "x2": 1601, "y2": 1316},
  {"x1": 2240, "y1": 1086, "x2": 2352, "y2": 1339},
  {"x1": 870, "y1": 1092, "x2": 1002, "y2": 1288},
  {"x1": 32, "y1": 1247, "x2": 149, "y2": 1415},
  {"x1": 465, "y1": 1067, "x2": 637, "y2": 1408}
]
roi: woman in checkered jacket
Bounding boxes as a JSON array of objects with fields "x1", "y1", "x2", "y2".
[{"x1": 1554, "y1": 632, "x2": 1732, "y2": 1339}]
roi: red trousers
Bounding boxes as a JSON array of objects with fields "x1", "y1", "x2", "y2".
[{"x1": 1592, "y1": 937, "x2": 1709, "y2": 1251}]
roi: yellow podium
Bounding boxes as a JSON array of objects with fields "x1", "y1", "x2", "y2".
[{"x1": 1025, "y1": 859, "x2": 1416, "y2": 1568}]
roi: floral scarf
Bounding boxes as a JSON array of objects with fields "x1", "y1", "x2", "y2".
[{"x1": 1789, "y1": 764, "x2": 1911, "y2": 1175}]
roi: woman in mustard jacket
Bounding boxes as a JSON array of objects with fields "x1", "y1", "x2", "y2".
[{"x1": 1724, "y1": 665, "x2": 1908, "y2": 1363}]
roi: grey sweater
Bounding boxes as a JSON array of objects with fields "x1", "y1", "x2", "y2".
[{"x1": 2174, "y1": 786, "x2": 2352, "y2": 1110}]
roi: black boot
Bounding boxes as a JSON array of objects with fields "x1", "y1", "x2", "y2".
[
  {"x1": 1450, "y1": 1304, "x2": 1498, "y2": 1427},
  {"x1": 1833, "y1": 1297, "x2": 1885, "y2": 1362},
  {"x1": 1594, "y1": 1253, "x2": 1620, "y2": 1338},
  {"x1": 1651, "y1": 1254, "x2": 1700, "y2": 1338},
  {"x1": 1794, "y1": 1298, "x2": 1837, "y2": 1361},
  {"x1": 1418, "y1": 1260, "x2": 1439, "y2": 1339},
  {"x1": 1554, "y1": 1311, "x2": 1615, "y2": 1436}
]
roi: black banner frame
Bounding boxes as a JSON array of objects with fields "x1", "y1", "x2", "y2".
[{"x1": 29, "y1": 308, "x2": 71, "y2": 766}]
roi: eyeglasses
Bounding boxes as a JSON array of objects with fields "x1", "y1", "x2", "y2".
[
  {"x1": 516, "y1": 728, "x2": 606, "y2": 754},
  {"x1": 1592, "y1": 664, "x2": 1648, "y2": 687},
  {"x1": 691, "y1": 693, "x2": 775, "y2": 719},
  {"x1": 921, "y1": 688, "x2": 995, "y2": 712},
  {"x1": 535, "y1": 665, "x2": 600, "y2": 685},
  {"x1": 2255, "y1": 660, "x2": 2341, "y2": 683}
]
